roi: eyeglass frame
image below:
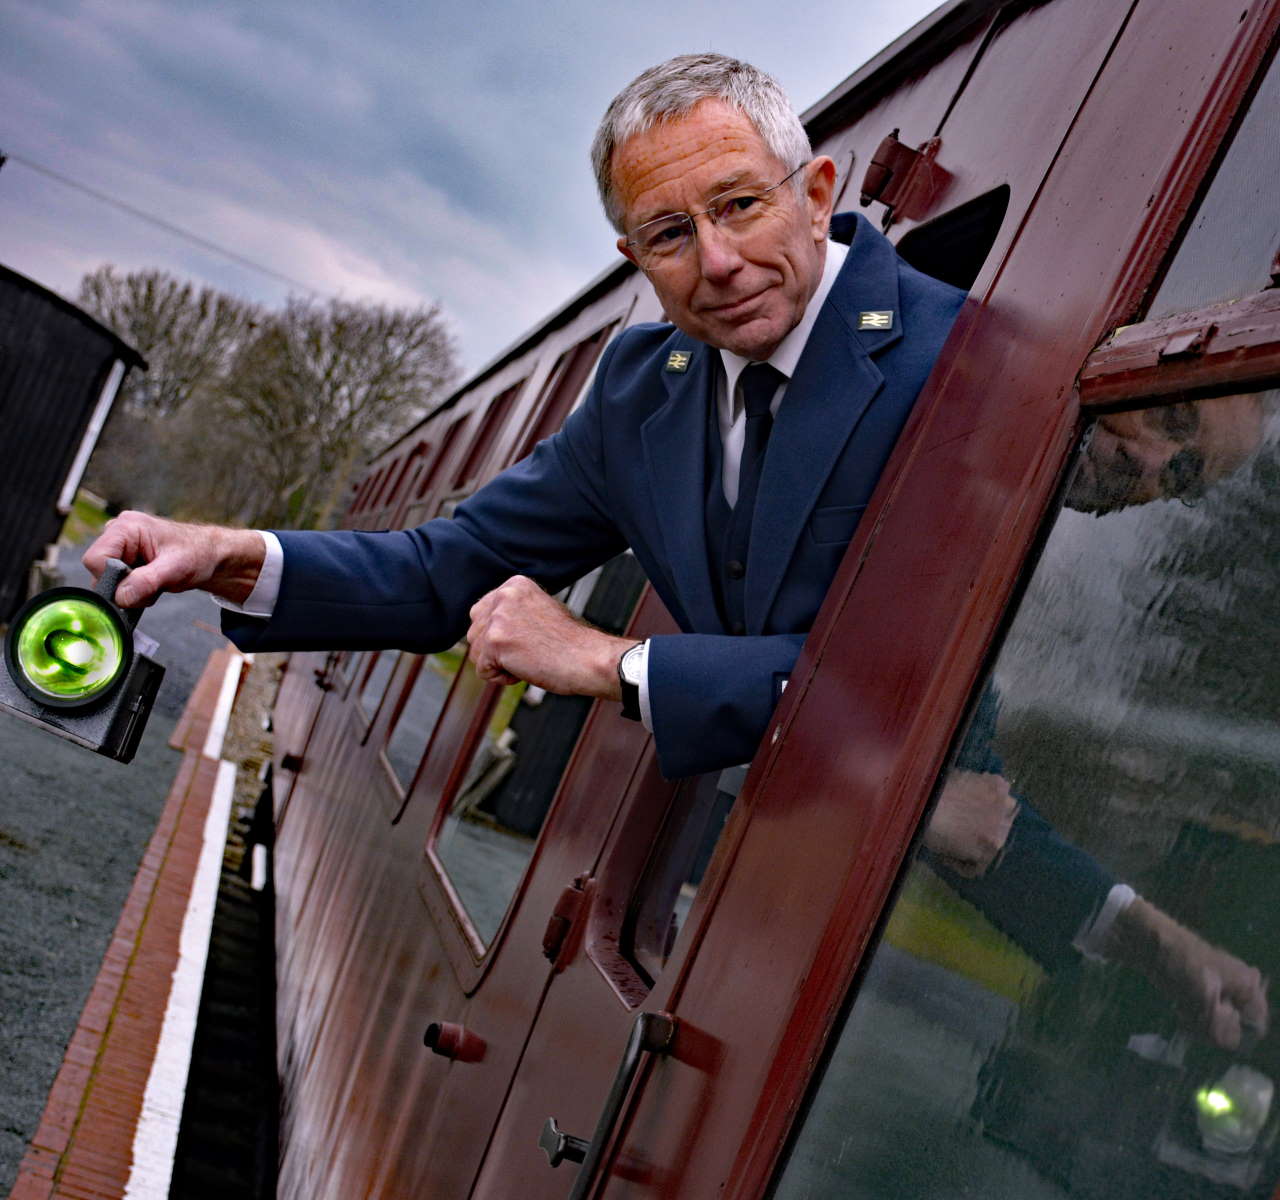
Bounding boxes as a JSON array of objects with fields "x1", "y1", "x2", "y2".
[{"x1": 623, "y1": 161, "x2": 810, "y2": 272}]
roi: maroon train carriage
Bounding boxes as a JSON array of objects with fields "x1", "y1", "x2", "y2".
[{"x1": 255, "y1": 0, "x2": 1280, "y2": 1195}]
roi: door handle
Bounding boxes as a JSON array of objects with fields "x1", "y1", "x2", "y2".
[
  {"x1": 540, "y1": 1010, "x2": 677, "y2": 1198},
  {"x1": 538, "y1": 1118, "x2": 588, "y2": 1167}
]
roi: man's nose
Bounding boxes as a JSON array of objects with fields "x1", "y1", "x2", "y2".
[{"x1": 692, "y1": 216, "x2": 743, "y2": 281}]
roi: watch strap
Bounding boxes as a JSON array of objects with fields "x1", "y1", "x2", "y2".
[{"x1": 617, "y1": 642, "x2": 644, "y2": 722}]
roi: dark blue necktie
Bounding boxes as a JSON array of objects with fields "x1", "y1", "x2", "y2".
[
  {"x1": 733, "y1": 362, "x2": 783, "y2": 515},
  {"x1": 704, "y1": 362, "x2": 785, "y2": 634}
]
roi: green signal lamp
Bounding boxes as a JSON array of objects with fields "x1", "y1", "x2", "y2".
[
  {"x1": 9, "y1": 587, "x2": 131, "y2": 707},
  {"x1": 2, "y1": 558, "x2": 164, "y2": 762}
]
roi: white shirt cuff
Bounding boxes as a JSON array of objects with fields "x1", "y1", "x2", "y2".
[
  {"x1": 211, "y1": 530, "x2": 282, "y2": 618},
  {"x1": 635, "y1": 638, "x2": 654, "y2": 732},
  {"x1": 1074, "y1": 883, "x2": 1137, "y2": 961}
]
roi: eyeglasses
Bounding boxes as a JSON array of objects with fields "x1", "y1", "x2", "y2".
[{"x1": 625, "y1": 163, "x2": 807, "y2": 272}]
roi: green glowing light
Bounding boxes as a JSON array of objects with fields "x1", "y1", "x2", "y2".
[
  {"x1": 13, "y1": 596, "x2": 125, "y2": 702},
  {"x1": 1197, "y1": 1087, "x2": 1235, "y2": 1117}
]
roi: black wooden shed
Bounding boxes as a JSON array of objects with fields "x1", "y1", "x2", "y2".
[{"x1": 0, "y1": 264, "x2": 145, "y2": 622}]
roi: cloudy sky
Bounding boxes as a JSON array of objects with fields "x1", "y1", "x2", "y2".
[{"x1": 1, "y1": 0, "x2": 942, "y2": 375}]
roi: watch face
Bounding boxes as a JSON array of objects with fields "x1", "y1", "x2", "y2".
[{"x1": 620, "y1": 644, "x2": 644, "y2": 686}]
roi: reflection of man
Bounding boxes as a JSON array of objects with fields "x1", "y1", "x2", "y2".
[
  {"x1": 84, "y1": 54, "x2": 965, "y2": 779},
  {"x1": 922, "y1": 394, "x2": 1271, "y2": 1048},
  {"x1": 1066, "y1": 393, "x2": 1265, "y2": 513}
]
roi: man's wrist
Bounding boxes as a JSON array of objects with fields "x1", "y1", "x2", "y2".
[
  {"x1": 616, "y1": 640, "x2": 646, "y2": 719},
  {"x1": 210, "y1": 527, "x2": 268, "y2": 605}
]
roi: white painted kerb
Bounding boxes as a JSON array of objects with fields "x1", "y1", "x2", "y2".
[{"x1": 123, "y1": 651, "x2": 243, "y2": 1199}]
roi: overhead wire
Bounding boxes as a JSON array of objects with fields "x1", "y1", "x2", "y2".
[{"x1": 0, "y1": 148, "x2": 321, "y2": 295}]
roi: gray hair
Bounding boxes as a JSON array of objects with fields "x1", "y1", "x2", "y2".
[{"x1": 591, "y1": 53, "x2": 812, "y2": 232}]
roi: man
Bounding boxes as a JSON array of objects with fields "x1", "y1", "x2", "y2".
[
  {"x1": 1065, "y1": 392, "x2": 1266, "y2": 513},
  {"x1": 85, "y1": 54, "x2": 965, "y2": 780},
  {"x1": 921, "y1": 391, "x2": 1274, "y2": 1048}
]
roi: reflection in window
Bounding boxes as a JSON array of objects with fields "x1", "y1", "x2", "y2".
[
  {"x1": 384, "y1": 650, "x2": 463, "y2": 790},
  {"x1": 1146, "y1": 48, "x2": 1280, "y2": 319},
  {"x1": 358, "y1": 651, "x2": 399, "y2": 722},
  {"x1": 435, "y1": 553, "x2": 647, "y2": 944},
  {"x1": 774, "y1": 391, "x2": 1280, "y2": 1199}
]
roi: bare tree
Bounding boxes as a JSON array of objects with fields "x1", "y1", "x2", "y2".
[
  {"x1": 73, "y1": 267, "x2": 458, "y2": 528},
  {"x1": 223, "y1": 296, "x2": 458, "y2": 527},
  {"x1": 78, "y1": 266, "x2": 262, "y2": 417}
]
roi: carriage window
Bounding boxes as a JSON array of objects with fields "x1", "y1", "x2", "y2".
[
  {"x1": 358, "y1": 651, "x2": 399, "y2": 723},
  {"x1": 384, "y1": 648, "x2": 465, "y2": 791},
  {"x1": 894, "y1": 185, "x2": 1011, "y2": 291},
  {"x1": 1146, "y1": 48, "x2": 1280, "y2": 319},
  {"x1": 623, "y1": 770, "x2": 735, "y2": 984},
  {"x1": 435, "y1": 553, "x2": 647, "y2": 944},
  {"x1": 772, "y1": 389, "x2": 1280, "y2": 1198},
  {"x1": 515, "y1": 322, "x2": 617, "y2": 460}
]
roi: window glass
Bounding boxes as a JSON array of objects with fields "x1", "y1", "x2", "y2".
[
  {"x1": 624, "y1": 769, "x2": 738, "y2": 984},
  {"x1": 384, "y1": 649, "x2": 463, "y2": 790},
  {"x1": 435, "y1": 553, "x2": 647, "y2": 943},
  {"x1": 358, "y1": 651, "x2": 399, "y2": 722},
  {"x1": 1147, "y1": 49, "x2": 1280, "y2": 319},
  {"x1": 773, "y1": 389, "x2": 1280, "y2": 1199}
]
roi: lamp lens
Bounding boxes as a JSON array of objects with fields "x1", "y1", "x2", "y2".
[{"x1": 13, "y1": 597, "x2": 126, "y2": 701}]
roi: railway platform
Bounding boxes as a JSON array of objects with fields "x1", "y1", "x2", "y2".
[{"x1": 7, "y1": 647, "x2": 273, "y2": 1200}]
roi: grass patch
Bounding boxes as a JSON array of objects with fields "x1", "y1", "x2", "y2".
[{"x1": 60, "y1": 491, "x2": 110, "y2": 546}]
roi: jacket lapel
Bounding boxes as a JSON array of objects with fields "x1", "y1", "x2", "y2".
[
  {"x1": 746, "y1": 216, "x2": 904, "y2": 631},
  {"x1": 640, "y1": 339, "x2": 724, "y2": 633}
]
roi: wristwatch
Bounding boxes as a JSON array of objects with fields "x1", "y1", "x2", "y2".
[{"x1": 617, "y1": 641, "x2": 645, "y2": 722}]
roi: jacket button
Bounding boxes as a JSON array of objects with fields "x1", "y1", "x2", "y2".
[
  {"x1": 730, "y1": 621, "x2": 746, "y2": 636},
  {"x1": 726, "y1": 560, "x2": 745, "y2": 579}
]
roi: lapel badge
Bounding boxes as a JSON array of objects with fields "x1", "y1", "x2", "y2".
[
  {"x1": 664, "y1": 349, "x2": 692, "y2": 373},
  {"x1": 858, "y1": 310, "x2": 895, "y2": 330}
]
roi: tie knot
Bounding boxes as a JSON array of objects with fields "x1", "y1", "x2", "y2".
[{"x1": 739, "y1": 362, "x2": 783, "y2": 420}]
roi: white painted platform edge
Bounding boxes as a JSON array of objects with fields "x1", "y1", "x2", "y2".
[
  {"x1": 201, "y1": 651, "x2": 249, "y2": 760},
  {"x1": 122, "y1": 757, "x2": 236, "y2": 1200}
]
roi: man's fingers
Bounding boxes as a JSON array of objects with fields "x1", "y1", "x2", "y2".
[
  {"x1": 112, "y1": 563, "x2": 165, "y2": 609},
  {"x1": 83, "y1": 526, "x2": 136, "y2": 581},
  {"x1": 84, "y1": 511, "x2": 157, "y2": 585},
  {"x1": 1243, "y1": 977, "x2": 1271, "y2": 1035}
]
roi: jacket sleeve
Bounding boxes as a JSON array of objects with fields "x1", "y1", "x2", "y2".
[
  {"x1": 920, "y1": 685, "x2": 1116, "y2": 971},
  {"x1": 222, "y1": 342, "x2": 629, "y2": 654},
  {"x1": 645, "y1": 631, "x2": 805, "y2": 778}
]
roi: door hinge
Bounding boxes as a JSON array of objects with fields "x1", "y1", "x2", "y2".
[
  {"x1": 860, "y1": 130, "x2": 950, "y2": 228},
  {"x1": 542, "y1": 873, "x2": 591, "y2": 967}
]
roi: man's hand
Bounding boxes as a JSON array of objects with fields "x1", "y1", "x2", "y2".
[
  {"x1": 1106, "y1": 897, "x2": 1269, "y2": 1050},
  {"x1": 923, "y1": 770, "x2": 1018, "y2": 877},
  {"x1": 83, "y1": 511, "x2": 265, "y2": 608},
  {"x1": 467, "y1": 576, "x2": 633, "y2": 699}
]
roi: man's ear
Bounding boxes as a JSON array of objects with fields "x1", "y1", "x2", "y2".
[{"x1": 805, "y1": 156, "x2": 838, "y2": 241}]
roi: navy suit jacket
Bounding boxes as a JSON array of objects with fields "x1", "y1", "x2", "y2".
[{"x1": 224, "y1": 214, "x2": 965, "y2": 778}]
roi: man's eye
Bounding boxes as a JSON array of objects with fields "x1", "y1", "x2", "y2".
[
  {"x1": 642, "y1": 223, "x2": 688, "y2": 253},
  {"x1": 1161, "y1": 446, "x2": 1207, "y2": 499},
  {"x1": 717, "y1": 195, "x2": 760, "y2": 222},
  {"x1": 1146, "y1": 402, "x2": 1200, "y2": 440}
]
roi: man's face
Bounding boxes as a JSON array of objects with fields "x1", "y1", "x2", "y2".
[
  {"x1": 612, "y1": 99, "x2": 835, "y2": 361},
  {"x1": 1067, "y1": 394, "x2": 1265, "y2": 513}
]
